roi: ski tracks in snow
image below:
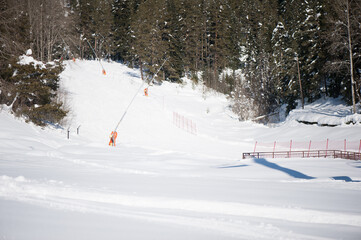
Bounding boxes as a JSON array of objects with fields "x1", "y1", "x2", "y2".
[{"x1": 1, "y1": 175, "x2": 360, "y2": 239}]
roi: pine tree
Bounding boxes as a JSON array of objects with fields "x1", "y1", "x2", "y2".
[
  {"x1": 224, "y1": 0, "x2": 243, "y2": 71},
  {"x1": 94, "y1": 0, "x2": 113, "y2": 59},
  {"x1": 130, "y1": 0, "x2": 171, "y2": 81},
  {"x1": 294, "y1": 0, "x2": 324, "y2": 102},
  {"x1": 271, "y1": 0, "x2": 326, "y2": 112},
  {"x1": 162, "y1": 0, "x2": 184, "y2": 82},
  {"x1": 112, "y1": 0, "x2": 134, "y2": 62},
  {"x1": 73, "y1": 0, "x2": 113, "y2": 59},
  {"x1": 236, "y1": 0, "x2": 279, "y2": 118},
  {"x1": 3, "y1": 57, "x2": 67, "y2": 126},
  {"x1": 179, "y1": 0, "x2": 203, "y2": 75}
]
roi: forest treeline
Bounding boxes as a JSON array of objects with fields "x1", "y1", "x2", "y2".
[{"x1": 1, "y1": 0, "x2": 360, "y2": 123}]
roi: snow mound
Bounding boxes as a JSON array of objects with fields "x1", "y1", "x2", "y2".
[
  {"x1": 287, "y1": 98, "x2": 361, "y2": 126},
  {"x1": 18, "y1": 54, "x2": 46, "y2": 69},
  {"x1": 26, "y1": 49, "x2": 32, "y2": 56}
]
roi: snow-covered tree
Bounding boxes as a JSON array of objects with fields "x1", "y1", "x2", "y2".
[{"x1": 323, "y1": 0, "x2": 361, "y2": 111}]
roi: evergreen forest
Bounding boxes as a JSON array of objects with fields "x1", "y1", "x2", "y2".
[{"x1": 1, "y1": 0, "x2": 360, "y2": 124}]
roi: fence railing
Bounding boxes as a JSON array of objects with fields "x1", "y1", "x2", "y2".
[
  {"x1": 242, "y1": 150, "x2": 361, "y2": 160},
  {"x1": 253, "y1": 139, "x2": 361, "y2": 153}
]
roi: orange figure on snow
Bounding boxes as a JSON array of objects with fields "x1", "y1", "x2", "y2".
[
  {"x1": 109, "y1": 131, "x2": 118, "y2": 146},
  {"x1": 144, "y1": 88, "x2": 148, "y2": 96}
]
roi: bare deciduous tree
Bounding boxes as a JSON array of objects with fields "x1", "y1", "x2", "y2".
[
  {"x1": 324, "y1": 0, "x2": 361, "y2": 112},
  {"x1": 26, "y1": 0, "x2": 75, "y2": 62}
]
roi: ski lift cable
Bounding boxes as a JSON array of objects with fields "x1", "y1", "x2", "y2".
[
  {"x1": 85, "y1": 38, "x2": 106, "y2": 73},
  {"x1": 111, "y1": 57, "x2": 168, "y2": 134},
  {"x1": 61, "y1": 37, "x2": 76, "y2": 60}
]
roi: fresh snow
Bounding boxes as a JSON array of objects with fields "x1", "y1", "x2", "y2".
[
  {"x1": 25, "y1": 49, "x2": 32, "y2": 56},
  {"x1": 1, "y1": 60, "x2": 361, "y2": 240},
  {"x1": 18, "y1": 54, "x2": 46, "y2": 69},
  {"x1": 287, "y1": 98, "x2": 361, "y2": 126}
]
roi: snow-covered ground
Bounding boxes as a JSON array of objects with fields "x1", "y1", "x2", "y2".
[
  {"x1": 287, "y1": 98, "x2": 361, "y2": 126},
  {"x1": 1, "y1": 60, "x2": 361, "y2": 240}
]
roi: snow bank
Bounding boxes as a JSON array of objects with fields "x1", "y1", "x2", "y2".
[
  {"x1": 18, "y1": 54, "x2": 46, "y2": 69},
  {"x1": 287, "y1": 98, "x2": 361, "y2": 126}
]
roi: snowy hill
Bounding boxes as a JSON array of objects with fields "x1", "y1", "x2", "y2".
[{"x1": 1, "y1": 60, "x2": 361, "y2": 240}]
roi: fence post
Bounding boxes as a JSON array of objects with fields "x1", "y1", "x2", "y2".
[
  {"x1": 67, "y1": 127, "x2": 70, "y2": 139},
  {"x1": 308, "y1": 140, "x2": 311, "y2": 157},
  {"x1": 272, "y1": 141, "x2": 276, "y2": 158},
  {"x1": 77, "y1": 125, "x2": 81, "y2": 135},
  {"x1": 344, "y1": 139, "x2": 346, "y2": 151},
  {"x1": 289, "y1": 140, "x2": 292, "y2": 158},
  {"x1": 177, "y1": 113, "x2": 180, "y2": 128},
  {"x1": 188, "y1": 119, "x2": 191, "y2": 133},
  {"x1": 325, "y1": 139, "x2": 329, "y2": 157},
  {"x1": 273, "y1": 141, "x2": 276, "y2": 152},
  {"x1": 253, "y1": 141, "x2": 257, "y2": 154}
]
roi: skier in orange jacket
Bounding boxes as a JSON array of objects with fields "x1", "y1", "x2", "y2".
[{"x1": 109, "y1": 131, "x2": 118, "y2": 146}]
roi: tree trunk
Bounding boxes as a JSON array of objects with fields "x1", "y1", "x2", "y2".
[
  {"x1": 214, "y1": 9, "x2": 218, "y2": 83},
  {"x1": 40, "y1": 0, "x2": 44, "y2": 61},
  {"x1": 139, "y1": 58, "x2": 144, "y2": 81},
  {"x1": 346, "y1": 0, "x2": 357, "y2": 113},
  {"x1": 27, "y1": 0, "x2": 33, "y2": 52},
  {"x1": 47, "y1": 25, "x2": 52, "y2": 62},
  {"x1": 296, "y1": 56, "x2": 304, "y2": 109},
  {"x1": 80, "y1": 33, "x2": 83, "y2": 59},
  {"x1": 94, "y1": 36, "x2": 97, "y2": 59}
]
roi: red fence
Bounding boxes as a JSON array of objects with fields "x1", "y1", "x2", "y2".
[
  {"x1": 173, "y1": 112, "x2": 197, "y2": 135},
  {"x1": 253, "y1": 139, "x2": 361, "y2": 153},
  {"x1": 243, "y1": 150, "x2": 361, "y2": 160}
]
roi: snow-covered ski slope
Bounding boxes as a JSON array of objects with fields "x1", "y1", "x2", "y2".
[{"x1": 1, "y1": 60, "x2": 361, "y2": 240}]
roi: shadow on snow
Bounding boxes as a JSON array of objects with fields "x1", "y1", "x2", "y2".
[
  {"x1": 218, "y1": 164, "x2": 249, "y2": 169},
  {"x1": 331, "y1": 176, "x2": 360, "y2": 182},
  {"x1": 126, "y1": 71, "x2": 141, "y2": 78},
  {"x1": 253, "y1": 158, "x2": 315, "y2": 180}
]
